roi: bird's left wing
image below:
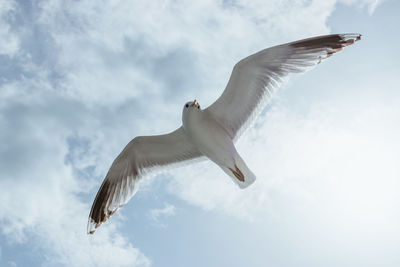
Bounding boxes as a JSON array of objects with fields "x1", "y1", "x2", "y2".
[
  {"x1": 88, "y1": 126, "x2": 202, "y2": 234},
  {"x1": 206, "y1": 33, "x2": 361, "y2": 141}
]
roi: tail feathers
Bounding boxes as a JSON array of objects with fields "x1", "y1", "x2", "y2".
[
  {"x1": 222, "y1": 155, "x2": 256, "y2": 189},
  {"x1": 229, "y1": 165, "x2": 245, "y2": 182}
]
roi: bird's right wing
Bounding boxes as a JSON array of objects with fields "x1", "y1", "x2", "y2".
[
  {"x1": 88, "y1": 126, "x2": 202, "y2": 234},
  {"x1": 206, "y1": 33, "x2": 361, "y2": 141}
]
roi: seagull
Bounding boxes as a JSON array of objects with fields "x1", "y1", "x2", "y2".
[{"x1": 88, "y1": 33, "x2": 361, "y2": 234}]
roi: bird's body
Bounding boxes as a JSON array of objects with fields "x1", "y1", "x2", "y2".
[
  {"x1": 88, "y1": 33, "x2": 361, "y2": 234},
  {"x1": 182, "y1": 101, "x2": 256, "y2": 188},
  {"x1": 183, "y1": 105, "x2": 232, "y2": 165}
]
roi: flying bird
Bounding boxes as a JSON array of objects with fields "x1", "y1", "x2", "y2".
[{"x1": 88, "y1": 33, "x2": 361, "y2": 234}]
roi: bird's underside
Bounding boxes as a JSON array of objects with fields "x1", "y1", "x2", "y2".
[{"x1": 88, "y1": 33, "x2": 361, "y2": 234}]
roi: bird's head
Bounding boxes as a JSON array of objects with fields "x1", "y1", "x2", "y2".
[
  {"x1": 183, "y1": 99, "x2": 201, "y2": 111},
  {"x1": 182, "y1": 99, "x2": 201, "y2": 127}
]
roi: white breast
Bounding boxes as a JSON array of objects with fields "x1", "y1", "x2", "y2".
[{"x1": 183, "y1": 109, "x2": 236, "y2": 166}]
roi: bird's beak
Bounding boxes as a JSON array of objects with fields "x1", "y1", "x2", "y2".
[{"x1": 191, "y1": 99, "x2": 198, "y2": 107}]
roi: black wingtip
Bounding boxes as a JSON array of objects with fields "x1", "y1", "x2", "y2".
[{"x1": 87, "y1": 179, "x2": 113, "y2": 234}]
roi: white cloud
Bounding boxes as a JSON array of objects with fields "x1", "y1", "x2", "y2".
[
  {"x1": 0, "y1": 82, "x2": 150, "y2": 266},
  {"x1": 0, "y1": 0, "x2": 19, "y2": 56},
  {"x1": 340, "y1": 0, "x2": 383, "y2": 14},
  {"x1": 148, "y1": 203, "x2": 176, "y2": 228},
  {"x1": 0, "y1": 0, "x2": 386, "y2": 266},
  {"x1": 168, "y1": 98, "x2": 400, "y2": 247},
  {"x1": 30, "y1": 0, "x2": 379, "y2": 106}
]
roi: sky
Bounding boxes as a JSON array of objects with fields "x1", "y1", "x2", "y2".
[{"x1": 0, "y1": 0, "x2": 399, "y2": 266}]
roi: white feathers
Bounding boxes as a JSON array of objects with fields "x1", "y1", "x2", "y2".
[
  {"x1": 88, "y1": 33, "x2": 361, "y2": 234},
  {"x1": 87, "y1": 127, "x2": 201, "y2": 234},
  {"x1": 206, "y1": 33, "x2": 361, "y2": 141}
]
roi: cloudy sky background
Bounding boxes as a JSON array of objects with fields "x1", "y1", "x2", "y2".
[{"x1": 1, "y1": 0, "x2": 399, "y2": 266}]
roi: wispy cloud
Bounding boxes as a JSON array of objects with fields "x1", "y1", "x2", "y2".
[
  {"x1": 168, "y1": 99, "x2": 400, "y2": 244},
  {"x1": 148, "y1": 203, "x2": 177, "y2": 228},
  {"x1": 0, "y1": 0, "x2": 19, "y2": 56},
  {"x1": 340, "y1": 0, "x2": 383, "y2": 14},
  {"x1": 0, "y1": 0, "x2": 386, "y2": 266}
]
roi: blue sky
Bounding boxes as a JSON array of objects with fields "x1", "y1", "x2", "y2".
[{"x1": 0, "y1": 0, "x2": 399, "y2": 266}]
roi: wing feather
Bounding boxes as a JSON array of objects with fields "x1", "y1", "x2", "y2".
[
  {"x1": 88, "y1": 126, "x2": 202, "y2": 234},
  {"x1": 206, "y1": 33, "x2": 361, "y2": 141}
]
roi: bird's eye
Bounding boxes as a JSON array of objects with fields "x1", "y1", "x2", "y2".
[{"x1": 185, "y1": 104, "x2": 189, "y2": 108}]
